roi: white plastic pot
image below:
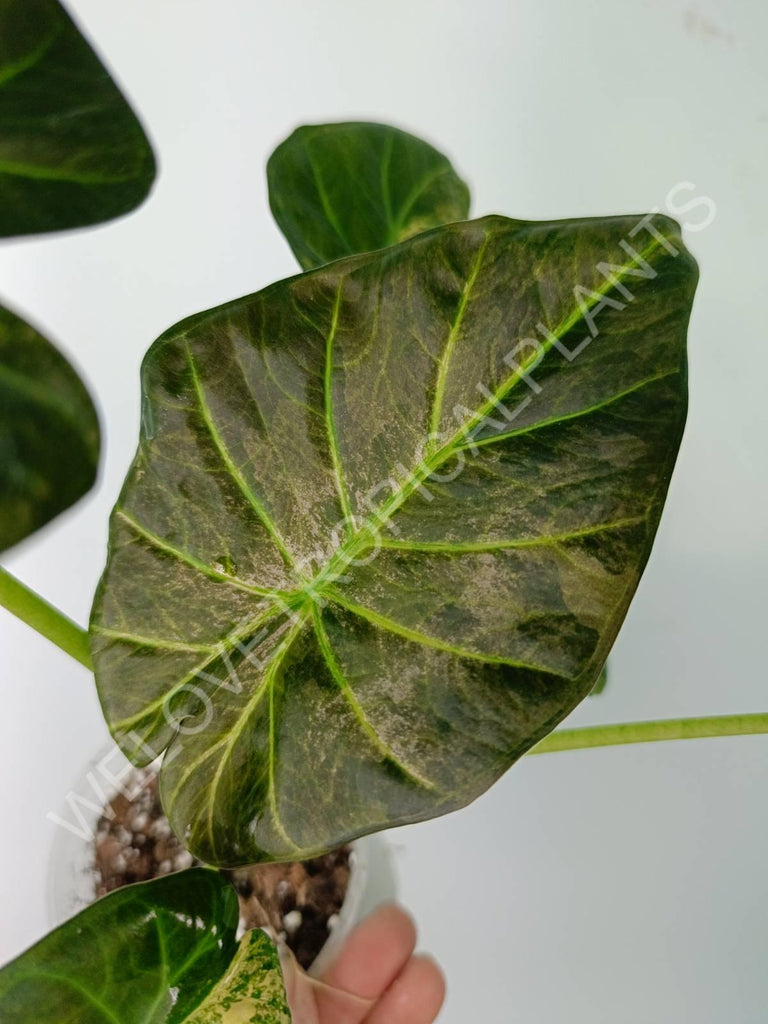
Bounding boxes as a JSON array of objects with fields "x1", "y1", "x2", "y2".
[{"x1": 47, "y1": 743, "x2": 397, "y2": 974}]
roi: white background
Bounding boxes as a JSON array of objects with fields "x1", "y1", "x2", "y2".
[{"x1": 1, "y1": 0, "x2": 767, "y2": 1020}]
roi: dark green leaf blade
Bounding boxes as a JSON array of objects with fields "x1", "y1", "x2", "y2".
[
  {"x1": 0, "y1": 302, "x2": 99, "y2": 551},
  {"x1": 0, "y1": 0, "x2": 156, "y2": 237},
  {"x1": 0, "y1": 868, "x2": 292, "y2": 1023},
  {"x1": 91, "y1": 213, "x2": 697, "y2": 865},
  {"x1": 267, "y1": 121, "x2": 470, "y2": 269}
]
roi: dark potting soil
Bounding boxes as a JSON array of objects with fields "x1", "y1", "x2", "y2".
[{"x1": 92, "y1": 770, "x2": 351, "y2": 970}]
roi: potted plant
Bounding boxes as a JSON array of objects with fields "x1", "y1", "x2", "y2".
[{"x1": 1, "y1": 2, "x2": 765, "y2": 1020}]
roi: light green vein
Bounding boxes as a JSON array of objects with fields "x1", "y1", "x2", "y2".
[
  {"x1": 115, "y1": 508, "x2": 289, "y2": 599},
  {"x1": 266, "y1": 617, "x2": 308, "y2": 854},
  {"x1": 0, "y1": 158, "x2": 142, "y2": 185},
  {"x1": 141, "y1": 928, "x2": 171, "y2": 1024},
  {"x1": 427, "y1": 232, "x2": 491, "y2": 448},
  {"x1": 375, "y1": 516, "x2": 646, "y2": 554},
  {"x1": 167, "y1": 920, "x2": 223, "y2": 986},
  {"x1": 325, "y1": 588, "x2": 570, "y2": 678},
  {"x1": 111, "y1": 602, "x2": 286, "y2": 735},
  {"x1": 305, "y1": 143, "x2": 353, "y2": 250},
  {"x1": 457, "y1": 369, "x2": 678, "y2": 452},
  {"x1": 311, "y1": 604, "x2": 436, "y2": 790},
  {"x1": 262, "y1": 344, "x2": 319, "y2": 417},
  {"x1": 184, "y1": 340, "x2": 304, "y2": 577},
  {"x1": 325, "y1": 282, "x2": 355, "y2": 533},
  {"x1": 168, "y1": 614, "x2": 308, "y2": 859},
  {"x1": 164, "y1": 738, "x2": 223, "y2": 817},
  {"x1": 0, "y1": 22, "x2": 61, "y2": 88},
  {"x1": 148, "y1": 916, "x2": 170, "y2": 1017},
  {"x1": 391, "y1": 163, "x2": 453, "y2": 241},
  {"x1": 450, "y1": 236, "x2": 664, "y2": 448},
  {"x1": 91, "y1": 626, "x2": 217, "y2": 654},
  {"x1": 9, "y1": 972, "x2": 122, "y2": 1024}
]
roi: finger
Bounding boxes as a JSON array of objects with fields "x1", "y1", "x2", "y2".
[
  {"x1": 320, "y1": 903, "x2": 417, "y2": 999},
  {"x1": 362, "y1": 954, "x2": 446, "y2": 1024},
  {"x1": 282, "y1": 944, "x2": 375, "y2": 1024},
  {"x1": 312, "y1": 904, "x2": 417, "y2": 1023},
  {"x1": 280, "y1": 946, "x2": 319, "y2": 1024}
]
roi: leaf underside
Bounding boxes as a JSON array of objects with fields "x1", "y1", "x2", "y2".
[
  {"x1": 0, "y1": 302, "x2": 99, "y2": 552},
  {"x1": 0, "y1": 0, "x2": 156, "y2": 237},
  {"x1": 0, "y1": 868, "x2": 291, "y2": 1023},
  {"x1": 91, "y1": 213, "x2": 697, "y2": 866},
  {"x1": 267, "y1": 121, "x2": 470, "y2": 270}
]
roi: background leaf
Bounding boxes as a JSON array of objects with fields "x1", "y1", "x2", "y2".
[
  {"x1": 0, "y1": 0, "x2": 156, "y2": 237},
  {"x1": 590, "y1": 663, "x2": 609, "y2": 695},
  {"x1": 0, "y1": 868, "x2": 292, "y2": 1022},
  {"x1": 268, "y1": 121, "x2": 470, "y2": 269},
  {"x1": 91, "y1": 212, "x2": 697, "y2": 865},
  {"x1": 0, "y1": 302, "x2": 99, "y2": 552}
]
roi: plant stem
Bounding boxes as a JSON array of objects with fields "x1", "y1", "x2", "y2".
[
  {"x1": 529, "y1": 713, "x2": 768, "y2": 755},
  {"x1": 0, "y1": 566, "x2": 92, "y2": 670}
]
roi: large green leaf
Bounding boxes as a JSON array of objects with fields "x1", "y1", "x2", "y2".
[
  {"x1": 0, "y1": 302, "x2": 99, "y2": 551},
  {"x1": 268, "y1": 121, "x2": 470, "y2": 269},
  {"x1": 0, "y1": 0, "x2": 155, "y2": 237},
  {"x1": 0, "y1": 868, "x2": 291, "y2": 1022},
  {"x1": 91, "y1": 212, "x2": 697, "y2": 865}
]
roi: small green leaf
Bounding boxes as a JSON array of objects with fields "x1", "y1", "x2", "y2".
[
  {"x1": 0, "y1": 868, "x2": 292, "y2": 1023},
  {"x1": 0, "y1": 0, "x2": 156, "y2": 237},
  {"x1": 91, "y1": 212, "x2": 697, "y2": 865},
  {"x1": 268, "y1": 121, "x2": 470, "y2": 269},
  {"x1": 0, "y1": 303, "x2": 99, "y2": 552}
]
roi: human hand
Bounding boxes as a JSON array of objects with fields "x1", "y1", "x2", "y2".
[{"x1": 281, "y1": 903, "x2": 445, "y2": 1024}]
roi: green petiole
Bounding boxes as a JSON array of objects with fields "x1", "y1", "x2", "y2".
[{"x1": 0, "y1": 565, "x2": 92, "y2": 669}]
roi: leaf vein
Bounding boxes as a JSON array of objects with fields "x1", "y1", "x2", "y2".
[
  {"x1": 184, "y1": 340, "x2": 304, "y2": 577},
  {"x1": 326, "y1": 588, "x2": 570, "y2": 678},
  {"x1": 375, "y1": 516, "x2": 647, "y2": 554},
  {"x1": 115, "y1": 508, "x2": 289, "y2": 599},
  {"x1": 324, "y1": 282, "x2": 356, "y2": 533},
  {"x1": 428, "y1": 232, "x2": 491, "y2": 447},
  {"x1": 311, "y1": 605, "x2": 436, "y2": 790}
]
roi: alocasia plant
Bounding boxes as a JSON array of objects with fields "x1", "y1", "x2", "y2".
[
  {"x1": 91, "y1": 207, "x2": 696, "y2": 865},
  {"x1": 1, "y1": 5, "x2": 767, "y2": 1020}
]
